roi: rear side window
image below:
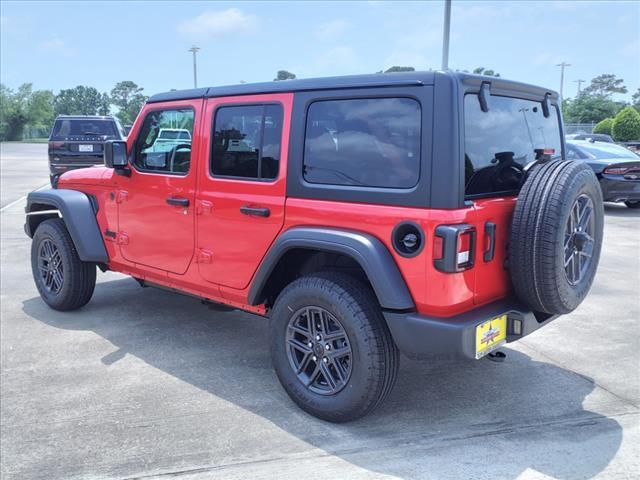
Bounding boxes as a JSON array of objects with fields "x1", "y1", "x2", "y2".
[
  {"x1": 211, "y1": 104, "x2": 284, "y2": 180},
  {"x1": 464, "y1": 94, "x2": 562, "y2": 197},
  {"x1": 303, "y1": 98, "x2": 421, "y2": 189},
  {"x1": 133, "y1": 108, "x2": 194, "y2": 175},
  {"x1": 51, "y1": 119, "x2": 117, "y2": 138}
]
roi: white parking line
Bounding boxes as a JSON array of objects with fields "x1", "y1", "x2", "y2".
[{"x1": 0, "y1": 184, "x2": 49, "y2": 213}]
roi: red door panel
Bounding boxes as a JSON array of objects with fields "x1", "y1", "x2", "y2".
[
  {"x1": 196, "y1": 93, "x2": 292, "y2": 289},
  {"x1": 117, "y1": 99, "x2": 203, "y2": 275}
]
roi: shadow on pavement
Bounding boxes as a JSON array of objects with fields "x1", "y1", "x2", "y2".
[
  {"x1": 22, "y1": 278, "x2": 623, "y2": 479},
  {"x1": 604, "y1": 202, "x2": 640, "y2": 217}
]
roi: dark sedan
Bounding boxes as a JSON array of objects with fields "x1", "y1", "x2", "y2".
[{"x1": 567, "y1": 140, "x2": 640, "y2": 208}]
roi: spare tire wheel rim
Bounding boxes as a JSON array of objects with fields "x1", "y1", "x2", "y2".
[
  {"x1": 564, "y1": 194, "x2": 595, "y2": 286},
  {"x1": 285, "y1": 306, "x2": 353, "y2": 395},
  {"x1": 38, "y1": 238, "x2": 64, "y2": 294}
]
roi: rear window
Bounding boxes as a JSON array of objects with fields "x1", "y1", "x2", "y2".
[
  {"x1": 303, "y1": 98, "x2": 421, "y2": 189},
  {"x1": 51, "y1": 119, "x2": 117, "y2": 138},
  {"x1": 159, "y1": 130, "x2": 191, "y2": 140},
  {"x1": 464, "y1": 95, "x2": 562, "y2": 197}
]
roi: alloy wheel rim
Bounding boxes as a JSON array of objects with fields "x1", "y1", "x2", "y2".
[
  {"x1": 38, "y1": 239, "x2": 64, "y2": 294},
  {"x1": 564, "y1": 194, "x2": 595, "y2": 286},
  {"x1": 285, "y1": 306, "x2": 353, "y2": 395}
]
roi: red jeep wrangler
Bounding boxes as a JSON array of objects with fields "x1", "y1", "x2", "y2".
[{"x1": 25, "y1": 72, "x2": 604, "y2": 422}]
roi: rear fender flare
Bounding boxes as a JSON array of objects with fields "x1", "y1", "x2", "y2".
[
  {"x1": 25, "y1": 189, "x2": 108, "y2": 263},
  {"x1": 248, "y1": 227, "x2": 415, "y2": 311}
]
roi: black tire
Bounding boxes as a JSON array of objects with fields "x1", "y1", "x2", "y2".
[
  {"x1": 624, "y1": 200, "x2": 640, "y2": 209},
  {"x1": 270, "y1": 271, "x2": 399, "y2": 423},
  {"x1": 510, "y1": 160, "x2": 604, "y2": 314},
  {"x1": 31, "y1": 218, "x2": 96, "y2": 311}
]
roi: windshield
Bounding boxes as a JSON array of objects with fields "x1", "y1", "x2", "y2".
[
  {"x1": 570, "y1": 142, "x2": 639, "y2": 160},
  {"x1": 464, "y1": 94, "x2": 562, "y2": 197}
]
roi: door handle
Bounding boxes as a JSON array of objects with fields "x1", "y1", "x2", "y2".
[
  {"x1": 483, "y1": 222, "x2": 496, "y2": 262},
  {"x1": 166, "y1": 196, "x2": 190, "y2": 207},
  {"x1": 240, "y1": 205, "x2": 270, "y2": 217}
]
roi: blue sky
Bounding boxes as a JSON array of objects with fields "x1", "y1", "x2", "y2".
[{"x1": 1, "y1": 1, "x2": 638, "y2": 100}]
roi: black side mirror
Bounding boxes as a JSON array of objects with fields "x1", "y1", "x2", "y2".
[{"x1": 104, "y1": 140, "x2": 128, "y2": 168}]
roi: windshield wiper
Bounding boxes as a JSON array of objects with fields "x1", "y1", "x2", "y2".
[{"x1": 81, "y1": 131, "x2": 105, "y2": 136}]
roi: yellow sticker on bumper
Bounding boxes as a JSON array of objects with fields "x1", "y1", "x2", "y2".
[{"x1": 475, "y1": 314, "x2": 507, "y2": 359}]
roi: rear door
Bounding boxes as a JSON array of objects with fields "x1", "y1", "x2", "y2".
[
  {"x1": 196, "y1": 93, "x2": 292, "y2": 289},
  {"x1": 117, "y1": 100, "x2": 201, "y2": 274},
  {"x1": 463, "y1": 93, "x2": 563, "y2": 305}
]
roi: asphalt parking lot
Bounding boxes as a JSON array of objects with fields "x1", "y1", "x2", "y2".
[{"x1": 1, "y1": 142, "x2": 639, "y2": 480}]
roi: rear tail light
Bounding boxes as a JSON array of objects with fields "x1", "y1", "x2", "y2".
[
  {"x1": 50, "y1": 141, "x2": 65, "y2": 149},
  {"x1": 434, "y1": 224, "x2": 476, "y2": 273},
  {"x1": 604, "y1": 166, "x2": 630, "y2": 175}
]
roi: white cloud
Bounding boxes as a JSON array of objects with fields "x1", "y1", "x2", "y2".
[
  {"x1": 315, "y1": 46, "x2": 358, "y2": 71},
  {"x1": 178, "y1": 8, "x2": 257, "y2": 38},
  {"x1": 314, "y1": 19, "x2": 350, "y2": 40},
  {"x1": 37, "y1": 36, "x2": 77, "y2": 57}
]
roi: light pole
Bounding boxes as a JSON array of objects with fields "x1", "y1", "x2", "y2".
[
  {"x1": 441, "y1": 0, "x2": 452, "y2": 70},
  {"x1": 556, "y1": 62, "x2": 571, "y2": 100},
  {"x1": 188, "y1": 45, "x2": 200, "y2": 88},
  {"x1": 574, "y1": 79, "x2": 585, "y2": 96}
]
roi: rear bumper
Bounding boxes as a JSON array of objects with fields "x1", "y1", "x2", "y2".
[
  {"x1": 383, "y1": 299, "x2": 558, "y2": 359},
  {"x1": 600, "y1": 176, "x2": 640, "y2": 202}
]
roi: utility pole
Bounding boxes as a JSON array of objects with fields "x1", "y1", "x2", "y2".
[
  {"x1": 441, "y1": 0, "x2": 452, "y2": 70},
  {"x1": 188, "y1": 45, "x2": 200, "y2": 88},
  {"x1": 556, "y1": 62, "x2": 571, "y2": 100},
  {"x1": 574, "y1": 79, "x2": 585, "y2": 95}
]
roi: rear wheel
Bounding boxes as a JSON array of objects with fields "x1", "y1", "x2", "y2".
[
  {"x1": 624, "y1": 200, "x2": 640, "y2": 209},
  {"x1": 510, "y1": 160, "x2": 604, "y2": 314},
  {"x1": 270, "y1": 271, "x2": 399, "y2": 423},
  {"x1": 31, "y1": 218, "x2": 96, "y2": 311}
]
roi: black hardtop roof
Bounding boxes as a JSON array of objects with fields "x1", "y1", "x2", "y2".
[{"x1": 147, "y1": 71, "x2": 559, "y2": 104}]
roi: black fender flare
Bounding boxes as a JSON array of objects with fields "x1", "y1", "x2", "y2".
[
  {"x1": 25, "y1": 189, "x2": 108, "y2": 263},
  {"x1": 248, "y1": 227, "x2": 415, "y2": 310}
]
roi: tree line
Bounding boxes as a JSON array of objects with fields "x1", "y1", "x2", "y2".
[
  {"x1": 2, "y1": 70, "x2": 639, "y2": 142},
  {"x1": 0, "y1": 81, "x2": 147, "y2": 141}
]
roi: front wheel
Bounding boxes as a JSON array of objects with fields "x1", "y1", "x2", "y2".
[
  {"x1": 624, "y1": 200, "x2": 640, "y2": 209},
  {"x1": 270, "y1": 272, "x2": 399, "y2": 423},
  {"x1": 31, "y1": 218, "x2": 96, "y2": 311}
]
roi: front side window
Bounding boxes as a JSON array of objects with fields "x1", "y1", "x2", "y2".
[
  {"x1": 211, "y1": 104, "x2": 284, "y2": 180},
  {"x1": 133, "y1": 108, "x2": 194, "y2": 175},
  {"x1": 303, "y1": 98, "x2": 421, "y2": 189},
  {"x1": 464, "y1": 95, "x2": 562, "y2": 197}
]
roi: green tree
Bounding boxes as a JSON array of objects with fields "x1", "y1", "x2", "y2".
[
  {"x1": 97, "y1": 93, "x2": 111, "y2": 116},
  {"x1": 592, "y1": 117, "x2": 614, "y2": 136},
  {"x1": 27, "y1": 90, "x2": 55, "y2": 128},
  {"x1": 611, "y1": 106, "x2": 640, "y2": 141},
  {"x1": 0, "y1": 83, "x2": 32, "y2": 141},
  {"x1": 473, "y1": 67, "x2": 500, "y2": 77},
  {"x1": 110, "y1": 81, "x2": 147, "y2": 124},
  {"x1": 274, "y1": 70, "x2": 296, "y2": 81},
  {"x1": 54, "y1": 86, "x2": 105, "y2": 116},
  {"x1": 561, "y1": 95, "x2": 625, "y2": 124},
  {"x1": 384, "y1": 66, "x2": 415, "y2": 73},
  {"x1": 632, "y1": 88, "x2": 640, "y2": 111},
  {"x1": 583, "y1": 74, "x2": 627, "y2": 98}
]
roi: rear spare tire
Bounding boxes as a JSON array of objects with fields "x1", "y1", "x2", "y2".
[{"x1": 510, "y1": 160, "x2": 603, "y2": 314}]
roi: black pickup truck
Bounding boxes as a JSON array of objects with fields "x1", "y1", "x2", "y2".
[{"x1": 48, "y1": 115, "x2": 126, "y2": 185}]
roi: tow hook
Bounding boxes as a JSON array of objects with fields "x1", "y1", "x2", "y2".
[{"x1": 486, "y1": 351, "x2": 506, "y2": 363}]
